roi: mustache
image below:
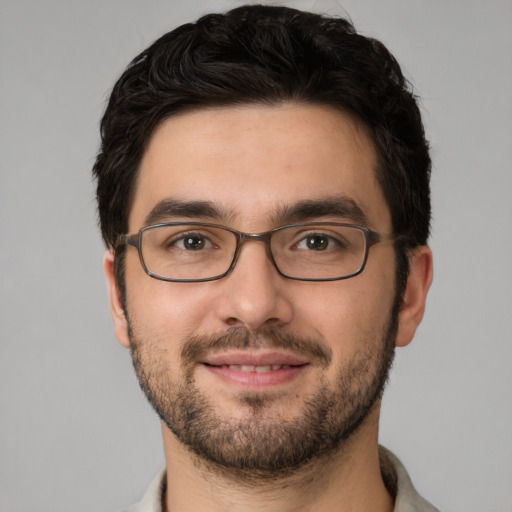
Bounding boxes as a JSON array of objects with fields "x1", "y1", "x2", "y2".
[{"x1": 181, "y1": 327, "x2": 332, "y2": 368}]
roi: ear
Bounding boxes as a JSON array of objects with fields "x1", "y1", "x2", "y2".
[
  {"x1": 104, "y1": 249, "x2": 131, "y2": 348},
  {"x1": 395, "y1": 245, "x2": 433, "y2": 348}
]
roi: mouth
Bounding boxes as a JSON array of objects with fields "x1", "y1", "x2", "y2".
[
  {"x1": 206, "y1": 363, "x2": 296, "y2": 373},
  {"x1": 200, "y1": 351, "x2": 310, "y2": 388}
]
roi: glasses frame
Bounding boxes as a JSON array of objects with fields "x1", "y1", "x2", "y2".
[{"x1": 116, "y1": 221, "x2": 400, "y2": 283}]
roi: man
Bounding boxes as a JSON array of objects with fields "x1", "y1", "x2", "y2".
[{"x1": 93, "y1": 4, "x2": 436, "y2": 511}]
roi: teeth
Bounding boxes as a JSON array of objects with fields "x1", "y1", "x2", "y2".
[
  {"x1": 255, "y1": 365, "x2": 271, "y2": 373},
  {"x1": 223, "y1": 364, "x2": 290, "y2": 372}
]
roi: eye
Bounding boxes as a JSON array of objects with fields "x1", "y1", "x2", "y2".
[
  {"x1": 171, "y1": 232, "x2": 213, "y2": 251},
  {"x1": 296, "y1": 233, "x2": 343, "y2": 251}
]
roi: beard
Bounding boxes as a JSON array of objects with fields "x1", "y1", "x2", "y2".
[{"x1": 128, "y1": 310, "x2": 397, "y2": 480}]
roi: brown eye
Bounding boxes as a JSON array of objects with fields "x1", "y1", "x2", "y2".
[
  {"x1": 306, "y1": 234, "x2": 329, "y2": 251},
  {"x1": 169, "y1": 233, "x2": 213, "y2": 251},
  {"x1": 183, "y1": 235, "x2": 206, "y2": 250}
]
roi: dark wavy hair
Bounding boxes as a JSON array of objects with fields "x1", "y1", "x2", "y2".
[{"x1": 93, "y1": 4, "x2": 431, "y2": 296}]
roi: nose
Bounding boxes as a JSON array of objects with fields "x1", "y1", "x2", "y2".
[{"x1": 214, "y1": 240, "x2": 294, "y2": 331}]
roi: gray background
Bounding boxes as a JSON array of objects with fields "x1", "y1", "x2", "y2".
[{"x1": 1, "y1": 0, "x2": 511, "y2": 511}]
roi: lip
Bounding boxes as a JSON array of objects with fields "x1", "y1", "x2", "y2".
[
  {"x1": 203, "y1": 350, "x2": 309, "y2": 367},
  {"x1": 200, "y1": 350, "x2": 309, "y2": 389}
]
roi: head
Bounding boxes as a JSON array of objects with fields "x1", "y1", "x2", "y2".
[{"x1": 93, "y1": 4, "x2": 432, "y2": 477}]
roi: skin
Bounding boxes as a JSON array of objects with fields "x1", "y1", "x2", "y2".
[{"x1": 104, "y1": 104, "x2": 433, "y2": 512}]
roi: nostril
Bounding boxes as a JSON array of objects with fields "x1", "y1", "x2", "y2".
[
  {"x1": 224, "y1": 315, "x2": 284, "y2": 331},
  {"x1": 225, "y1": 317, "x2": 239, "y2": 327}
]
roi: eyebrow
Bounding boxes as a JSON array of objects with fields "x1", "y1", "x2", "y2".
[
  {"x1": 144, "y1": 199, "x2": 233, "y2": 226},
  {"x1": 144, "y1": 196, "x2": 368, "y2": 227},
  {"x1": 270, "y1": 196, "x2": 369, "y2": 226}
]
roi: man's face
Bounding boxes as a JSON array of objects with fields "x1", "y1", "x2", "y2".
[{"x1": 106, "y1": 104, "x2": 419, "y2": 475}]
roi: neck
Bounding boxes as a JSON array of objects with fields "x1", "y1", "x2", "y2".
[{"x1": 161, "y1": 408, "x2": 394, "y2": 512}]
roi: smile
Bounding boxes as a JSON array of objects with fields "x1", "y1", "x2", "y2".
[
  {"x1": 208, "y1": 364, "x2": 293, "y2": 373},
  {"x1": 200, "y1": 353, "x2": 309, "y2": 389}
]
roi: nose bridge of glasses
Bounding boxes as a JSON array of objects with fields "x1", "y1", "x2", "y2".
[
  {"x1": 239, "y1": 231, "x2": 272, "y2": 242},
  {"x1": 232, "y1": 231, "x2": 277, "y2": 267}
]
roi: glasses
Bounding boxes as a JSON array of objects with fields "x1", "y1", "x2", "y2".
[{"x1": 116, "y1": 222, "x2": 399, "y2": 282}]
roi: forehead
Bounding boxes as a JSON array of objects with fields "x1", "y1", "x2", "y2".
[{"x1": 129, "y1": 103, "x2": 390, "y2": 231}]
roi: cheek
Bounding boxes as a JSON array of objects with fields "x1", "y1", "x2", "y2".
[
  {"x1": 292, "y1": 271, "x2": 396, "y2": 351},
  {"x1": 125, "y1": 256, "x2": 220, "y2": 343}
]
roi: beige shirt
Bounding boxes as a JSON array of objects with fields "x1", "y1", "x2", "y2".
[{"x1": 123, "y1": 446, "x2": 440, "y2": 512}]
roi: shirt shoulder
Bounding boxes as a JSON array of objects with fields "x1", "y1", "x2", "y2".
[
  {"x1": 379, "y1": 446, "x2": 441, "y2": 512},
  {"x1": 120, "y1": 468, "x2": 166, "y2": 512}
]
